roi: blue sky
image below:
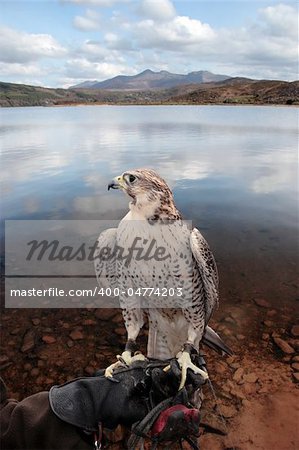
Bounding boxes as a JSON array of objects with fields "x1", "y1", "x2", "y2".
[{"x1": 1, "y1": 0, "x2": 298, "y2": 87}]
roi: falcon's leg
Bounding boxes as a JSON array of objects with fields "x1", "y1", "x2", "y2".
[
  {"x1": 177, "y1": 325, "x2": 208, "y2": 390},
  {"x1": 105, "y1": 308, "x2": 146, "y2": 379},
  {"x1": 177, "y1": 343, "x2": 208, "y2": 390}
]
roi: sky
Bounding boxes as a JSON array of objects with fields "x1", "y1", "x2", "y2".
[{"x1": 1, "y1": 0, "x2": 298, "y2": 87}]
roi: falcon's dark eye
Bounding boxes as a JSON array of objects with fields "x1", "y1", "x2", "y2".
[{"x1": 128, "y1": 174, "x2": 136, "y2": 183}]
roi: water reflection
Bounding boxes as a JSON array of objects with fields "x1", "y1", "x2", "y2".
[
  {"x1": 1, "y1": 105, "x2": 298, "y2": 306},
  {"x1": 1, "y1": 106, "x2": 297, "y2": 219}
]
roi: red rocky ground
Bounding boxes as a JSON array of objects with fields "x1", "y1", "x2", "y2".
[{"x1": 1, "y1": 296, "x2": 299, "y2": 449}]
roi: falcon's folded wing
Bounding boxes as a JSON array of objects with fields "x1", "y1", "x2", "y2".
[
  {"x1": 94, "y1": 228, "x2": 118, "y2": 289},
  {"x1": 190, "y1": 227, "x2": 219, "y2": 323}
]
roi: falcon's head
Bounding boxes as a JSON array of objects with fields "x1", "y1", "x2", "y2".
[{"x1": 108, "y1": 168, "x2": 181, "y2": 220}]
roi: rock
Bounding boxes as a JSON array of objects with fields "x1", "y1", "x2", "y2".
[
  {"x1": 292, "y1": 340, "x2": 299, "y2": 352},
  {"x1": 220, "y1": 404, "x2": 238, "y2": 418},
  {"x1": 112, "y1": 314, "x2": 124, "y2": 324},
  {"x1": 273, "y1": 337, "x2": 295, "y2": 354},
  {"x1": 30, "y1": 368, "x2": 40, "y2": 376},
  {"x1": 263, "y1": 320, "x2": 274, "y2": 327},
  {"x1": 254, "y1": 298, "x2": 271, "y2": 308},
  {"x1": 243, "y1": 382, "x2": 257, "y2": 394},
  {"x1": 218, "y1": 391, "x2": 233, "y2": 401},
  {"x1": 103, "y1": 425, "x2": 126, "y2": 443},
  {"x1": 0, "y1": 355, "x2": 9, "y2": 365},
  {"x1": 199, "y1": 434, "x2": 224, "y2": 450},
  {"x1": 36, "y1": 376, "x2": 45, "y2": 386},
  {"x1": 226, "y1": 356, "x2": 236, "y2": 365},
  {"x1": 21, "y1": 330, "x2": 35, "y2": 353},
  {"x1": 32, "y1": 318, "x2": 40, "y2": 326},
  {"x1": 292, "y1": 373, "x2": 299, "y2": 383},
  {"x1": 10, "y1": 328, "x2": 21, "y2": 335},
  {"x1": 230, "y1": 362, "x2": 240, "y2": 370},
  {"x1": 0, "y1": 359, "x2": 12, "y2": 370},
  {"x1": 43, "y1": 327, "x2": 52, "y2": 333},
  {"x1": 42, "y1": 335, "x2": 56, "y2": 344},
  {"x1": 291, "y1": 363, "x2": 299, "y2": 371},
  {"x1": 230, "y1": 309, "x2": 242, "y2": 320},
  {"x1": 242, "y1": 399, "x2": 250, "y2": 407},
  {"x1": 282, "y1": 356, "x2": 291, "y2": 363},
  {"x1": 37, "y1": 359, "x2": 46, "y2": 368},
  {"x1": 292, "y1": 355, "x2": 299, "y2": 362},
  {"x1": 55, "y1": 360, "x2": 64, "y2": 367},
  {"x1": 266, "y1": 309, "x2": 277, "y2": 317},
  {"x1": 214, "y1": 362, "x2": 228, "y2": 375},
  {"x1": 95, "y1": 309, "x2": 116, "y2": 321},
  {"x1": 233, "y1": 367, "x2": 244, "y2": 383},
  {"x1": 224, "y1": 316, "x2": 235, "y2": 325},
  {"x1": 82, "y1": 319, "x2": 97, "y2": 326},
  {"x1": 243, "y1": 373, "x2": 258, "y2": 383},
  {"x1": 66, "y1": 340, "x2": 74, "y2": 348},
  {"x1": 114, "y1": 327, "x2": 126, "y2": 336},
  {"x1": 236, "y1": 334, "x2": 245, "y2": 340},
  {"x1": 262, "y1": 333, "x2": 270, "y2": 341},
  {"x1": 84, "y1": 365, "x2": 96, "y2": 376},
  {"x1": 200, "y1": 410, "x2": 227, "y2": 435},
  {"x1": 258, "y1": 386, "x2": 269, "y2": 394},
  {"x1": 224, "y1": 329, "x2": 233, "y2": 337},
  {"x1": 291, "y1": 325, "x2": 299, "y2": 337},
  {"x1": 69, "y1": 330, "x2": 84, "y2": 340}
]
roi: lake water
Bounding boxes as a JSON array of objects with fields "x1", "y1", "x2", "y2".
[{"x1": 1, "y1": 105, "x2": 298, "y2": 308}]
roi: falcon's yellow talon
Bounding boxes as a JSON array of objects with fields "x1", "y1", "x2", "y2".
[
  {"x1": 177, "y1": 350, "x2": 208, "y2": 390},
  {"x1": 105, "y1": 350, "x2": 147, "y2": 378},
  {"x1": 104, "y1": 361, "x2": 122, "y2": 378}
]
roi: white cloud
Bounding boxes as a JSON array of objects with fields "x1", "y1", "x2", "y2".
[
  {"x1": 2, "y1": 2, "x2": 298, "y2": 86},
  {"x1": 104, "y1": 32, "x2": 133, "y2": 50},
  {"x1": 65, "y1": 57, "x2": 134, "y2": 80},
  {"x1": 0, "y1": 62, "x2": 42, "y2": 76},
  {"x1": 206, "y1": 4, "x2": 298, "y2": 79},
  {"x1": 63, "y1": 0, "x2": 128, "y2": 6},
  {"x1": 135, "y1": 16, "x2": 215, "y2": 50},
  {"x1": 0, "y1": 26, "x2": 66, "y2": 64},
  {"x1": 77, "y1": 40, "x2": 109, "y2": 59},
  {"x1": 130, "y1": 3, "x2": 298, "y2": 80},
  {"x1": 74, "y1": 39, "x2": 128, "y2": 63},
  {"x1": 251, "y1": 150, "x2": 297, "y2": 194},
  {"x1": 137, "y1": 0, "x2": 176, "y2": 22},
  {"x1": 258, "y1": 3, "x2": 298, "y2": 39},
  {"x1": 73, "y1": 9, "x2": 101, "y2": 31}
]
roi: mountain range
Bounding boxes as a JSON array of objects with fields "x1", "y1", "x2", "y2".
[
  {"x1": 1, "y1": 77, "x2": 298, "y2": 107},
  {"x1": 71, "y1": 69, "x2": 230, "y2": 90}
]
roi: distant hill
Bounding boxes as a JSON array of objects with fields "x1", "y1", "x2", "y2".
[
  {"x1": 167, "y1": 79, "x2": 299, "y2": 105},
  {"x1": 70, "y1": 69, "x2": 231, "y2": 90},
  {"x1": 0, "y1": 78, "x2": 298, "y2": 107}
]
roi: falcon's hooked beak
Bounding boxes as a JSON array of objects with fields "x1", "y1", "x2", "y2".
[{"x1": 108, "y1": 175, "x2": 124, "y2": 191}]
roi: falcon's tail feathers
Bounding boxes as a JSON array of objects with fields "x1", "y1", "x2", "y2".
[{"x1": 202, "y1": 326, "x2": 233, "y2": 356}]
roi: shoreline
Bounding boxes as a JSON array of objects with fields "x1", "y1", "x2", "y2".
[{"x1": 1, "y1": 102, "x2": 298, "y2": 108}]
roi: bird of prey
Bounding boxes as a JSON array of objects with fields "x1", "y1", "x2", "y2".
[{"x1": 95, "y1": 169, "x2": 231, "y2": 389}]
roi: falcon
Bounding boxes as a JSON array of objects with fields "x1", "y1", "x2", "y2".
[{"x1": 95, "y1": 169, "x2": 231, "y2": 389}]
